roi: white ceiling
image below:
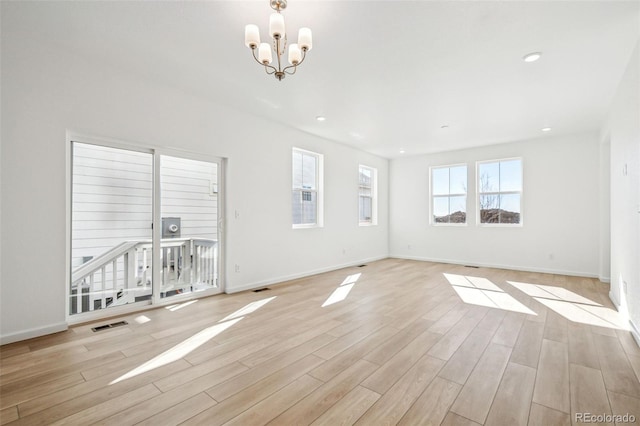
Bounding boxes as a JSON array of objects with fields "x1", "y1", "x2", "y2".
[{"x1": 4, "y1": 1, "x2": 640, "y2": 158}]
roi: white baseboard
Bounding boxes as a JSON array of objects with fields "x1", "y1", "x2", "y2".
[
  {"x1": 225, "y1": 255, "x2": 388, "y2": 294},
  {"x1": 389, "y1": 254, "x2": 599, "y2": 279},
  {"x1": 599, "y1": 275, "x2": 611, "y2": 283},
  {"x1": 0, "y1": 322, "x2": 68, "y2": 345}
]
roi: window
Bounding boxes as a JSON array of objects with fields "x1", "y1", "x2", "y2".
[
  {"x1": 292, "y1": 148, "x2": 323, "y2": 227},
  {"x1": 359, "y1": 165, "x2": 378, "y2": 225},
  {"x1": 431, "y1": 164, "x2": 468, "y2": 224},
  {"x1": 477, "y1": 158, "x2": 522, "y2": 224}
]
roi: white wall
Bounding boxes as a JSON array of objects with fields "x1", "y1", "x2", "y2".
[
  {"x1": 390, "y1": 133, "x2": 602, "y2": 277},
  {"x1": 0, "y1": 30, "x2": 389, "y2": 342},
  {"x1": 603, "y1": 40, "x2": 640, "y2": 338}
]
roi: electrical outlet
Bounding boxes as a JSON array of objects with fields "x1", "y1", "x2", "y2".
[
  {"x1": 235, "y1": 264, "x2": 240, "y2": 273},
  {"x1": 235, "y1": 210, "x2": 240, "y2": 219},
  {"x1": 407, "y1": 244, "x2": 412, "y2": 250}
]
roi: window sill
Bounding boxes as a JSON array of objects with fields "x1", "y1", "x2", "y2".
[
  {"x1": 292, "y1": 223, "x2": 323, "y2": 230},
  {"x1": 478, "y1": 223, "x2": 523, "y2": 228}
]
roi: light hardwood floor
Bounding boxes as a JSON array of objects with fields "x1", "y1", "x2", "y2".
[{"x1": 1, "y1": 259, "x2": 639, "y2": 425}]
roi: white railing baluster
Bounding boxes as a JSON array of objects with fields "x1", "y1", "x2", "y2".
[
  {"x1": 89, "y1": 274, "x2": 95, "y2": 312},
  {"x1": 75, "y1": 280, "x2": 82, "y2": 314},
  {"x1": 142, "y1": 248, "x2": 148, "y2": 289},
  {"x1": 101, "y1": 266, "x2": 106, "y2": 309},
  {"x1": 207, "y1": 246, "x2": 212, "y2": 284},
  {"x1": 112, "y1": 259, "x2": 118, "y2": 302},
  {"x1": 183, "y1": 241, "x2": 191, "y2": 285}
]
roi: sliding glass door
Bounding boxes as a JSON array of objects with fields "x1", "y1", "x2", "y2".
[
  {"x1": 159, "y1": 155, "x2": 220, "y2": 300},
  {"x1": 69, "y1": 140, "x2": 224, "y2": 319}
]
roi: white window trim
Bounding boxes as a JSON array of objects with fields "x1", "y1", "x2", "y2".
[
  {"x1": 359, "y1": 164, "x2": 378, "y2": 226},
  {"x1": 430, "y1": 163, "x2": 468, "y2": 227},
  {"x1": 292, "y1": 147, "x2": 324, "y2": 229},
  {"x1": 476, "y1": 157, "x2": 523, "y2": 227}
]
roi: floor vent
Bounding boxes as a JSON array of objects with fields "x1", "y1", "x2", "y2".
[
  {"x1": 465, "y1": 265, "x2": 480, "y2": 268},
  {"x1": 91, "y1": 320, "x2": 129, "y2": 332},
  {"x1": 253, "y1": 288, "x2": 270, "y2": 293},
  {"x1": 358, "y1": 264, "x2": 367, "y2": 267}
]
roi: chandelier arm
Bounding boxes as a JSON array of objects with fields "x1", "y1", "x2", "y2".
[
  {"x1": 251, "y1": 47, "x2": 278, "y2": 74},
  {"x1": 283, "y1": 65, "x2": 297, "y2": 75},
  {"x1": 282, "y1": 48, "x2": 306, "y2": 74}
]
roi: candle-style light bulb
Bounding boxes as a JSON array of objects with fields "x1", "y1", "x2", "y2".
[
  {"x1": 258, "y1": 43, "x2": 273, "y2": 64},
  {"x1": 269, "y1": 13, "x2": 285, "y2": 39},
  {"x1": 298, "y1": 27, "x2": 312, "y2": 51},
  {"x1": 245, "y1": 24, "x2": 260, "y2": 48},
  {"x1": 288, "y1": 43, "x2": 302, "y2": 65}
]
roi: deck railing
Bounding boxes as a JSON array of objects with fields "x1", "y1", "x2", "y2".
[{"x1": 70, "y1": 238, "x2": 217, "y2": 315}]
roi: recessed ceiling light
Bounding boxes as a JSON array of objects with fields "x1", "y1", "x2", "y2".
[
  {"x1": 399, "y1": 149, "x2": 406, "y2": 154},
  {"x1": 523, "y1": 52, "x2": 542, "y2": 62},
  {"x1": 441, "y1": 125, "x2": 449, "y2": 129},
  {"x1": 316, "y1": 116, "x2": 326, "y2": 122},
  {"x1": 541, "y1": 127, "x2": 552, "y2": 132}
]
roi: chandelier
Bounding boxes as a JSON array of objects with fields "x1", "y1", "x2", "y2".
[{"x1": 244, "y1": 0, "x2": 312, "y2": 81}]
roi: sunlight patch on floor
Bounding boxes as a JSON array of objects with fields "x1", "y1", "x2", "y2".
[
  {"x1": 134, "y1": 315, "x2": 151, "y2": 324},
  {"x1": 110, "y1": 317, "x2": 242, "y2": 385},
  {"x1": 165, "y1": 300, "x2": 199, "y2": 312},
  {"x1": 444, "y1": 273, "x2": 537, "y2": 315},
  {"x1": 506, "y1": 281, "x2": 627, "y2": 330},
  {"x1": 220, "y1": 296, "x2": 277, "y2": 322},
  {"x1": 322, "y1": 273, "x2": 361, "y2": 307},
  {"x1": 507, "y1": 281, "x2": 600, "y2": 306}
]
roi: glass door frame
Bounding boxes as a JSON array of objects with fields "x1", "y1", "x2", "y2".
[{"x1": 66, "y1": 133, "x2": 226, "y2": 324}]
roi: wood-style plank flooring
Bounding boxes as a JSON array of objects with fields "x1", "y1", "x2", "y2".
[{"x1": 1, "y1": 259, "x2": 639, "y2": 425}]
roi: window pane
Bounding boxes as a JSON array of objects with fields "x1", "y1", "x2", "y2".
[
  {"x1": 292, "y1": 190, "x2": 303, "y2": 224},
  {"x1": 433, "y1": 197, "x2": 449, "y2": 223},
  {"x1": 359, "y1": 196, "x2": 372, "y2": 222},
  {"x1": 499, "y1": 193, "x2": 521, "y2": 224},
  {"x1": 292, "y1": 190, "x2": 317, "y2": 225},
  {"x1": 432, "y1": 168, "x2": 449, "y2": 195},
  {"x1": 292, "y1": 151, "x2": 303, "y2": 189},
  {"x1": 449, "y1": 166, "x2": 467, "y2": 195},
  {"x1": 359, "y1": 167, "x2": 372, "y2": 187},
  {"x1": 449, "y1": 195, "x2": 466, "y2": 223},
  {"x1": 303, "y1": 191, "x2": 317, "y2": 224},
  {"x1": 302, "y1": 153, "x2": 316, "y2": 189},
  {"x1": 500, "y1": 159, "x2": 522, "y2": 191},
  {"x1": 478, "y1": 162, "x2": 499, "y2": 193},
  {"x1": 480, "y1": 195, "x2": 500, "y2": 223}
]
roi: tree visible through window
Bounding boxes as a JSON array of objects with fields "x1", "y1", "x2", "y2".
[
  {"x1": 431, "y1": 164, "x2": 467, "y2": 224},
  {"x1": 477, "y1": 158, "x2": 522, "y2": 224},
  {"x1": 292, "y1": 148, "x2": 322, "y2": 227}
]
